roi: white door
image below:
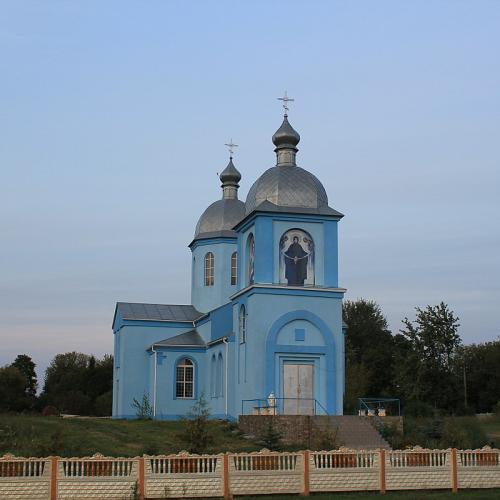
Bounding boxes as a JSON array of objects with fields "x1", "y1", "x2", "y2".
[{"x1": 283, "y1": 364, "x2": 314, "y2": 415}]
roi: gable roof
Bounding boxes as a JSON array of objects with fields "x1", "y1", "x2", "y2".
[
  {"x1": 150, "y1": 329, "x2": 206, "y2": 349},
  {"x1": 115, "y1": 302, "x2": 204, "y2": 323}
]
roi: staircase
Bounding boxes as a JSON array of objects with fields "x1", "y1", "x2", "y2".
[
  {"x1": 314, "y1": 416, "x2": 391, "y2": 450},
  {"x1": 238, "y1": 415, "x2": 392, "y2": 449}
]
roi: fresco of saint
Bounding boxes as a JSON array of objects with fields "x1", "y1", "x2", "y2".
[{"x1": 279, "y1": 229, "x2": 314, "y2": 286}]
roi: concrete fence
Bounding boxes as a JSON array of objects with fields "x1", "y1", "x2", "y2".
[{"x1": 1, "y1": 447, "x2": 499, "y2": 499}]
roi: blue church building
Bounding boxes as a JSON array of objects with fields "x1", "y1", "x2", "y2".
[{"x1": 112, "y1": 109, "x2": 347, "y2": 419}]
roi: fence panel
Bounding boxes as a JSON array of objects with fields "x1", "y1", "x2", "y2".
[
  {"x1": 458, "y1": 448, "x2": 500, "y2": 489},
  {"x1": 145, "y1": 453, "x2": 223, "y2": 498},
  {"x1": 0, "y1": 455, "x2": 51, "y2": 500},
  {"x1": 386, "y1": 448, "x2": 451, "y2": 491},
  {"x1": 229, "y1": 451, "x2": 303, "y2": 496},
  {"x1": 310, "y1": 450, "x2": 379, "y2": 492},
  {"x1": 57, "y1": 454, "x2": 138, "y2": 500}
]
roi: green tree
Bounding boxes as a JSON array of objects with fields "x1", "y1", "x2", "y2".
[
  {"x1": 397, "y1": 302, "x2": 462, "y2": 413},
  {"x1": 12, "y1": 354, "x2": 38, "y2": 399},
  {"x1": 343, "y1": 299, "x2": 395, "y2": 412},
  {"x1": 0, "y1": 365, "x2": 27, "y2": 411},
  {"x1": 179, "y1": 393, "x2": 213, "y2": 453}
]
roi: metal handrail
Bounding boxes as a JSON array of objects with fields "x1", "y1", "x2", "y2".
[{"x1": 241, "y1": 397, "x2": 329, "y2": 416}]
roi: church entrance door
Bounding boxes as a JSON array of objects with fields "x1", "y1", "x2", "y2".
[{"x1": 283, "y1": 363, "x2": 314, "y2": 415}]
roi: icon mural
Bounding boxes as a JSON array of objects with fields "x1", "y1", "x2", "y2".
[{"x1": 279, "y1": 229, "x2": 315, "y2": 286}]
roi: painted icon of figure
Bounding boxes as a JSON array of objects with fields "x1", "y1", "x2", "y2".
[{"x1": 284, "y1": 236, "x2": 308, "y2": 285}]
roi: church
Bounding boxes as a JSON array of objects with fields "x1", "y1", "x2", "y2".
[{"x1": 112, "y1": 100, "x2": 347, "y2": 419}]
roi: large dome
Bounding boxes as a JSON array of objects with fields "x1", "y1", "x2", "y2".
[
  {"x1": 245, "y1": 166, "x2": 328, "y2": 214},
  {"x1": 194, "y1": 198, "x2": 245, "y2": 239}
]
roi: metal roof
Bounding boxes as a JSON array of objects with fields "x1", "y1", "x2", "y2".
[
  {"x1": 193, "y1": 198, "x2": 245, "y2": 241},
  {"x1": 245, "y1": 165, "x2": 329, "y2": 214},
  {"x1": 151, "y1": 329, "x2": 206, "y2": 348},
  {"x1": 116, "y1": 302, "x2": 204, "y2": 322}
]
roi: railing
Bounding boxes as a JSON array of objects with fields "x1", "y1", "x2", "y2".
[
  {"x1": 389, "y1": 449, "x2": 448, "y2": 467},
  {"x1": 313, "y1": 450, "x2": 377, "y2": 469},
  {"x1": 1, "y1": 447, "x2": 500, "y2": 499},
  {"x1": 232, "y1": 452, "x2": 299, "y2": 471},
  {"x1": 241, "y1": 397, "x2": 329, "y2": 415},
  {"x1": 62, "y1": 457, "x2": 134, "y2": 477},
  {"x1": 0, "y1": 457, "x2": 47, "y2": 477},
  {"x1": 149, "y1": 455, "x2": 219, "y2": 474}
]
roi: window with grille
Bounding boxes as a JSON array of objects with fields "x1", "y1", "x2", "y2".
[
  {"x1": 175, "y1": 358, "x2": 194, "y2": 398},
  {"x1": 231, "y1": 252, "x2": 237, "y2": 285},
  {"x1": 204, "y1": 252, "x2": 214, "y2": 286},
  {"x1": 239, "y1": 305, "x2": 246, "y2": 344}
]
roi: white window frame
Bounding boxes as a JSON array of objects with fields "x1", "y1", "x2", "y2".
[
  {"x1": 175, "y1": 358, "x2": 195, "y2": 399},
  {"x1": 204, "y1": 252, "x2": 214, "y2": 286},
  {"x1": 230, "y1": 252, "x2": 238, "y2": 286}
]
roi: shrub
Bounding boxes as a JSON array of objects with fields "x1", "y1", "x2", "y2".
[
  {"x1": 132, "y1": 392, "x2": 153, "y2": 420},
  {"x1": 178, "y1": 393, "x2": 213, "y2": 453}
]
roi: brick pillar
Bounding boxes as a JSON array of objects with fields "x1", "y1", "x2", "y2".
[
  {"x1": 50, "y1": 457, "x2": 58, "y2": 500},
  {"x1": 379, "y1": 449, "x2": 386, "y2": 494},
  {"x1": 138, "y1": 457, "x2": 145, "y2": 500},
  {"x1": 451, "y1": 448, "x2": 458, "y2": 493},
  {"x1": 302, "y1": 450, "x2": 310, "y2": 496},
  {"x1": 223, "y1": 453, "x2": 232, "y2": 499}
]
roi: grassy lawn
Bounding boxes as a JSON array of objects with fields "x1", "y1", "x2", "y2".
[
  {"x1": 0, "y1": 414, "x2": 260, "y2": 457},
  {"x1": 240, "y1": 491, "x2": 500, "y2": 500}
]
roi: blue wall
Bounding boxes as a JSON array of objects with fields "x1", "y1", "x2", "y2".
[{"x1": 191, "y1": 238, "x2": 238, "y2": 313}]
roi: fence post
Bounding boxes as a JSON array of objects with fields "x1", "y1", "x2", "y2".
[
  {"x1": 138, "y1": 457, "x2": 145, "y2": 500},
  {"x1": 379, "y1": 449, "x2": 386, "y2": 495},
  {"x1": 50, "y1": 457, "x2": 58, "y2": 500},
  {"x1": 223, "y1": 453, "x2": 232, "y2": 500},
  {"x1": 451, "y1": 448, "x2": 458, "y2": 493},
  {"x1": 302, "y1": 450, "x2": 310, "y2": 496}
]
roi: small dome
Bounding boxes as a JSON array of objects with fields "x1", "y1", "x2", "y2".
[
  {"x1": 219, "y1": 158, "x2": 241, "y2": 185},
  {"x1": 272, "y1": 115, "x2": 300, "y2": 148},
  {"x1": 194, "y1": 198, "x2": 245, "y2": 239},
  {"x1": 245, "y1": 165, "x2": 328, "y2": 214}
]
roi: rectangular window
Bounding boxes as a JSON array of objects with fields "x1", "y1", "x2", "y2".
[
  {"x1": 231, "y1": 252, "x2": 238, "y2": 286},
  {"x1": 175, "y1": 360, "x2": 195, "y2": 398}
]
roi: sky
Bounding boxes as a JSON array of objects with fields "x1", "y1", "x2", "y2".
[{"x1": 1, "y1": 1, "x2": 499, "y2": 384}]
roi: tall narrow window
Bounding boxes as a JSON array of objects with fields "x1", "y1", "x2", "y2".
[
  {"x1": 231, "y1": 252, "x2": 237, "y2": 286},
  {"x1": 204, "y1": 252, "x2": 214, "y2": 286},
  {"x1": 175, "y1": 358, "x2": 194, "y2": 398},
  {"x1": 247, "y1": 233, "x2": 255, "y2": 285},
  {"x1": 239, "y1": 305, "x2": 246, "y2": 344},
  {"x1": 210, "y1": 355, "x2": 216, "y2": 397},
  {"x1": 217, "y1": 353, "x2": 224, "y2": 397}
]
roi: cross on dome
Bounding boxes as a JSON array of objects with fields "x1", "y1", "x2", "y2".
[
  {"x1": 277, "y1": 91, "x2": 294, "y2": 116},
  {"x1": 224, "y1": 139, "x2": 238, "y2": 158}
]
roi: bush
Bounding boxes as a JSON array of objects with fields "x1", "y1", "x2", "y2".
[
  {"x1": 440, "y1": 417, "x2": 488, "y2": 449},
  {"x1": 178, "y1": 394, "x2": 213, "y2": 453},
  {"x1": 132, "y1": 392, "x2": 153, "y2": 420},
  {"x1": 94, "y1": 390, "x2": 112, "y2": 416}
]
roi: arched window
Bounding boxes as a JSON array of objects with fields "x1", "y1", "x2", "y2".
[
  {"x1": 279, "y1": 229, "x2": 315, "y2": 286},
  {"x1": 204, "y1": 252, "x2": 214, "y2": 286},
  {"x1": 175, "y1": 358, "x2": 194, "y2": 399},
  {"x1": 247, "y1": 233, "x2": 255, "y2": 285},
  {"x1": 216, "y1": 353, "x2": 223, "y2": 397},
  {"x1": 210, "y1": 355, "x2": 216, "y2": 397},
  {"x1": 239, "y1": 305, "x2": 246, "y2": 344},
  {"x1": 231, "y1": 252, "x2": 238, "y2": 286}
]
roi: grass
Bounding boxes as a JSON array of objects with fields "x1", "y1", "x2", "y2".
[
  {"x1": 240, "y1": 492, "x2": 500, "y2": 499},
  {"x1": 0, "y1": 414, "x2": 261, "y2": 457}
]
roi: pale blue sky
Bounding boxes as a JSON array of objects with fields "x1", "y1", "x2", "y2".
[{"x1": 1, "y1": 1, "x2": 499, "y2": 380}]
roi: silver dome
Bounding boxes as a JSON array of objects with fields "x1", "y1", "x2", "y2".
[
  {"x1": 245, "y1": 165, "x2": 329, "y2": 214},
  {"x1": 194, "y1": 198, "x2": 245, "y2": 239}
]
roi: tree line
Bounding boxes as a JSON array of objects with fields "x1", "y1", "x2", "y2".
[
  {"x1": 1, "y1": 299, "x2": 498, "y2": 417},
  {"x1": 344, "y1": 299, "x2": 500, "y2": 416},
  {"x1": 0, "y1": 353, "x2": 113, "y2": 416}
]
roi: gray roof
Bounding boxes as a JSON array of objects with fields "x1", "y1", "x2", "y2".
[
  {"x1": 151, "y1": 329, "x2": 206, "y2": 348},
  {"x1": 116, "y1": 302, "x2": 204, "y2": 322},
  {"x1": 193, "y1": 198, "x2": 245, "y2": 241},
  {"x1": 245, "y1": 165, "x2": 330, "y2": 215}
]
